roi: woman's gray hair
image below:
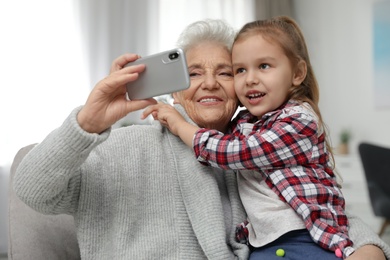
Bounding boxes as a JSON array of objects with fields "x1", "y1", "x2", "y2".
[{"x1": 176, "y1": 19, "x2": 236, "y2": 53}]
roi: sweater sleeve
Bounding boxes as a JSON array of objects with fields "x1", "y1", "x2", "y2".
[
  {"x1": 347, "y1": 211, "x2": 390, "y2": 258},
  {"x1": 13, "y1": 106, "x2": 110, "y2": 215}
]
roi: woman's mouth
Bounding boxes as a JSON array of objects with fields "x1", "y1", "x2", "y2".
[
  {"x1": 199, "y1": 98, "x2": 219, "y2": 103},
  {"x1": 197, "y1": 96, "x2": 223, "y2": 104}
]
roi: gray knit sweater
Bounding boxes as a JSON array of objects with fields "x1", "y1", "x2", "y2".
[
  {"x1": 14, "y1": 105, "x2": 249, "y2": 260},
  {"x1": 14, "y1": 105, "x2": 390, "y2": 259}
]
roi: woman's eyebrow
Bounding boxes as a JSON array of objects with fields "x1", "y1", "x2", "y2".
[
  {"x1": 188, "y1": 62, "x2": 232, "y2": 71},
  {"x1": 188, "y1": 64, "x2": 202, "y2": 70},
  {"x1": 216, "y1": 63, "x2": 232, "y2": 70}
]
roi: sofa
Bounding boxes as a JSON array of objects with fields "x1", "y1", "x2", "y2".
[{"x1": 8, "y1": 144, "x2": 80, "y2": 259}]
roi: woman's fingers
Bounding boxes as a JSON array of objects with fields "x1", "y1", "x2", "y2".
[
  {"x1": 98, "y1": 64, "x2": 146, "y2": 94},
  {"x1": 110, "y1": 53, "x2": 141, "y2": 73},
  {"x1": 129, "y1": 99, "x2": 157, "y2": 114}
]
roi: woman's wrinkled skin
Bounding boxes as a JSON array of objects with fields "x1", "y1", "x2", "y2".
[{"x1": 173, "y1": 41, "x2": 238, "y2": 132}]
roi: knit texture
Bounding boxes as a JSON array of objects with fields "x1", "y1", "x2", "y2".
[
  {"x1": 347, "y1": 212, "x2": 390, "y2": 258},
  {"x1": 14, "y1": 105, "x2": 250, "y2": 260}
]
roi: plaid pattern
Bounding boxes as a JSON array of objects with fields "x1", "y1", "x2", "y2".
[
  {"x1": 193, "y1": 100, "x2": 354, "y2": 257},
  {"x1": 235, "y1": 221, "x2": 249, "y2": 245}
]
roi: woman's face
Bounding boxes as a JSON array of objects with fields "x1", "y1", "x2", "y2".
[{"x1": 174, "y1": 42, "x2": 238, "y2": 132}]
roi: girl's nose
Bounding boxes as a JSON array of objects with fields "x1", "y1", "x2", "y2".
[{"x1": 246, "y1": 71, "x2": 259, "y2": 86}]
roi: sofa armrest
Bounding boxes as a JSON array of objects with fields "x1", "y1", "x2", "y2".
[{"x1": 8, "y1": 144, "x2": 80, "y2": 260}]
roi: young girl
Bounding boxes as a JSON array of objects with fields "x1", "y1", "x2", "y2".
[{"x1": 144, "y1": 16, "x2": 354, "y2": 259}]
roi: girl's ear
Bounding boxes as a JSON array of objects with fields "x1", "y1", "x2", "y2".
[{"x1": 292, "y1": 60, "x2": 307, "y2": 86}]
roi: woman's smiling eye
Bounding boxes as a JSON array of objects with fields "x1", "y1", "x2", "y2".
[
  {"x1": 189, "y1": 71, "x2": 201, "y2": 77},
  {"x1": 220, "y1": 71, "x2": 233, "y2": 77},
  {"x1": 259, "y1": 63, "x2": 270, "y2": 69}
]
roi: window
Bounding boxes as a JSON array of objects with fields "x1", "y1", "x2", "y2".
[{"x1": 0, "y1": 1, "x2": 88, "y2": 166}]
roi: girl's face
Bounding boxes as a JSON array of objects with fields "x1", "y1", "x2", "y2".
[
  {"x1": 232, "y1": 34, "x2": 304, "y2": 119},
  {"x1": 174, "y1": 41, "x2": 238, "y2": 132}
]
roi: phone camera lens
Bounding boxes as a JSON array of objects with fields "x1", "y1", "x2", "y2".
[{"x1": 169, "y1": 52, "x2": 179, "y2": 60}]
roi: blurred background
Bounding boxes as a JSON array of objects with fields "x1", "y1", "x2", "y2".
[{"x1": 1, "y1": 0, "x2": 390, "y2": 257}]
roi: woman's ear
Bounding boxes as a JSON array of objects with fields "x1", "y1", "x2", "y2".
[{"x1": 292, "y1": 60, "x2": 307, "y2": 86}]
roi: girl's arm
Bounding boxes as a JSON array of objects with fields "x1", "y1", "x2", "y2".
[
  {"x1": 145, "y1": 103, "x2": 319, "y2": 172},
  {"x1": 192, "y1": 111, "x2": 318, "y2": 171}
]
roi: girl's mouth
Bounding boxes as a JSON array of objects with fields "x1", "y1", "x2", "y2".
[{"x1": 247, "y1": 92, "x2": 265, "y2": 99}]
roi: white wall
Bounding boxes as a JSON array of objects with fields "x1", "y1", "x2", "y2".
[
  {"x1": 293, "y1": 0, "x2": 390, "y2": 154},
  {"x1": 0, "y1": 168, "x2": 9, "y2": 253}
]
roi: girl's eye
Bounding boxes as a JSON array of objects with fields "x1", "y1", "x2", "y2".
[
  {"x1": 235, "y1": 68, "x2": 245, "y2": 74},
  {"x1": 260, "y1": 64, "x2": 270, "y2": 69}
]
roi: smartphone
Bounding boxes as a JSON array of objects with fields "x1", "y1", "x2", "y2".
[{"x1": 125, "y1": 48, "x2": 190, "y2": 100}]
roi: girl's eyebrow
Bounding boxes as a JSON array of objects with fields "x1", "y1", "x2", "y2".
[{"x1": 233, "y1": 56, "x2": 277, "y2": 67}]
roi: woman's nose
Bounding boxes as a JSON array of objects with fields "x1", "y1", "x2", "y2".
[{"x1": 202, "y1": 74, "x2": 219, "y2": 90}]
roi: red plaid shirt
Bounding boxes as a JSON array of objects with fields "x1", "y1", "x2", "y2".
[{"x1": 193, "y1": 100, "x2": 354, "y2": 257}]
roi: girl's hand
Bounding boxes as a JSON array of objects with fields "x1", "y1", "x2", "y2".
[
  {"x1": 77, "y1": 53, "x2": 157, "y2": 133},
  {"x1": 142, "y1": 103, "x2": 185, "y2": 135},
  {"x1": 142, "y1": 103, "x2": 199, "y2": 147}
]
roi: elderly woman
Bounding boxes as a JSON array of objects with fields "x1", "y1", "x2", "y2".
[{"x1": 14, "y1": 19, "x2": 389, "y2": 259}]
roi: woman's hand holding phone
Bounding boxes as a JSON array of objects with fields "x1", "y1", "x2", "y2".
[{"x1": 77, "y1": 53, "x2": 157, "y2": 134}]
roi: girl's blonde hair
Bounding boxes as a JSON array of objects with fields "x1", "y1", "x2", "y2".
[{"x1": 234, "y1": 16, "x2": 336, "y2": 169}]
